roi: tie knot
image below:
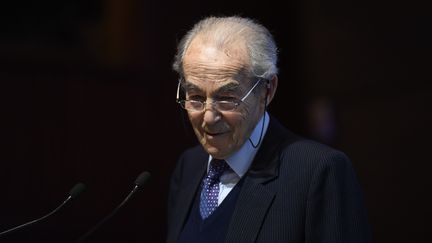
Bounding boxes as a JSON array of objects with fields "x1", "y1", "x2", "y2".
[{"x1": 207, "y1": 159, "x2": 229, "y2": 180}]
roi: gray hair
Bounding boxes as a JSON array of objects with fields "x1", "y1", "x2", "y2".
[{"x1": 172, "y1": 16, "x2": 278, "y2": 80}]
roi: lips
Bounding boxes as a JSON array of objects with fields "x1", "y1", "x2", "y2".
[{"x1": 205, "y1": 131, "x2": 228, "y2": 136}]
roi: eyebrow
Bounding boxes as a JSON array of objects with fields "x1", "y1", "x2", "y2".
[{"x1": 182, "y1": 81, "x2": 241, "y2": 94}]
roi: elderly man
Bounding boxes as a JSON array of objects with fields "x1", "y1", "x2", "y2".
[{"x1": 167, "y1": 16, "x2": 372, "y2": 243}]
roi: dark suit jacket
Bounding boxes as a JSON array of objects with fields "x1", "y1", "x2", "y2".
[{"x1": 167, "y1": 117, "x2": 372, "y2": 243}]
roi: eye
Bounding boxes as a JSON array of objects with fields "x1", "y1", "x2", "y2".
[
  {"x1": 215, "y1": 90, "x2": 241, "y2": 101},
  {"x1": 216, "y1": 95, "x2": 238, "y2": 102},
  {"x1": 187, "y1": 95, "x2": 205, "y2": 102}
]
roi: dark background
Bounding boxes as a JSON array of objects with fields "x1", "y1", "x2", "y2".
[{"x1": 0, "y1": 0, "x2": 430, "y2": 242}]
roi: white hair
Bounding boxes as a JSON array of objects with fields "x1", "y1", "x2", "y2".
[{"x1": 173, "y1": 16, "x2": 278, "y2": 80}]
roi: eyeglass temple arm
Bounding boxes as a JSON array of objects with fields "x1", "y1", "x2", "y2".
[
  {"x1": 240, "y1": 78, "x2": 262, "y2": 102},
  {"x1": 176, "y1": 81, "x2": 181, "y2": 101}
]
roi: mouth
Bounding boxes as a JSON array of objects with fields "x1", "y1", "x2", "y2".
[{"x1": 205, "y1": 131, "x2": 228, "y2": 137}]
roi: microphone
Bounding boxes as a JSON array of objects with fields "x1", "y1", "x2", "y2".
[
  {"x1": 0, "y1": 182, "x2": 86, "y2": 237},
  {"x1": 74, "y1": 171, "x2": 151, "y2": 243}
]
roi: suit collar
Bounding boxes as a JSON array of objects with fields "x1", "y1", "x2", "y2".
[{"x1": 247, "y1": 115, "x2": 292, "y2": 183}]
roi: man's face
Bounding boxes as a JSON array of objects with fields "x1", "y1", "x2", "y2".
[{"x1": 182, "y1": 37, "x2": 266, "y2": 159}]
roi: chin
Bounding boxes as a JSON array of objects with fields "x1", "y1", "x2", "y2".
[
  {"x1": 203, "y1": 145, "x2": 229, "y2": 159},
  {"x1": 204, "y1": 146, "x2": 222, "y2": 157}
]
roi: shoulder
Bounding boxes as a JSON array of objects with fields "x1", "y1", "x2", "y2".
[
  {"x1": 177, "y1": 145, "x2": 207, "y2": 169},
  {"x1": 179, "y1": 144, "x2": 206, "y2": 161},
  {"x1": 172, "y1": 145, "x2": 207, "y2": 177},
  {"x1": 266, "y1": 117, "x2": 354, "y2": 179},
  {"x1": 255, "y1": 116, "x2": 354, "y2": 184},
  {"x1": 277, "y1": 136, "x2": 358, "y2": 189},
  {"x1": 280, "y1": 138, "x2": 349, "y2": 164},
  {"x1": 279, "y1": 133, "x2": 351, "y2": 167},
  {"x1": 267, "y1": 115, "x2": 350, "y2": 166}
]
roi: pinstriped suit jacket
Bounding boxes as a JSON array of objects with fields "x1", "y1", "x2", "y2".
[{"x1": 166, "y1": 117, "x2": 372, "y2": 243}]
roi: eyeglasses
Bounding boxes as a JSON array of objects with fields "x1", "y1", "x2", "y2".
[{"x1": 176, "y1": 78, "x2": 264, "y2": 112}]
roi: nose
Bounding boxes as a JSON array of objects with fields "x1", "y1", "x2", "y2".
[{"x1": 203, "y1": 102, "x2": 221, "y2": 125}]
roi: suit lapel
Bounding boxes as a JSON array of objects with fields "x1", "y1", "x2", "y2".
[
  {"x1": 225, "y1": 176, "x2": 276, "y2": 243},
  {"x1": 225, "y1": 117, "x2": 294, "y2": 243},
  {"x1": 171, "y1": 148, "x2": 207, "y2": 242}
]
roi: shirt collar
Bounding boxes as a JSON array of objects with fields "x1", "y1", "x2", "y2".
[{"x1": 208, "y1": 111, "x2": 270, "y2": 178}]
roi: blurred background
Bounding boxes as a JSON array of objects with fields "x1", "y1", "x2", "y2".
[{"x1": 0, "y1": 0, "x2": 430, "y2": 242}]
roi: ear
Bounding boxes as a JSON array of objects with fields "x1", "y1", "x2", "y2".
[{"x1": 265, "y1": 75, "x2": 278, "y2": 105}]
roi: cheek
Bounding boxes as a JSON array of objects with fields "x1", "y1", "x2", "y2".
[
  {"x1": 226, "y1": 112, "x2": 249, "y2": 139},
  {"x1": 230, "y1": 103, "x2": 261, "y2": 140},
  {"x1": 188, "y1": 113, "x2": 203, "y2": 131}
]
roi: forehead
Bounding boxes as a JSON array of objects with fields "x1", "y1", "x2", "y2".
[{"x1": 182, "y1": 36, "x2": 252, "y2": 86}]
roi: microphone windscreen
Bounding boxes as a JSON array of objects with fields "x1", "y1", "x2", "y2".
[
  {"x1": 70, "y1": 182, "x2": 86, "y2": 199},
  {"x1": 135, "y1": 171, "x2": 151, "y2": 187}
]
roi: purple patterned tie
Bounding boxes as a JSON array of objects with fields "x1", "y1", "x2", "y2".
[{"x1": 199, "y1": 159, "x2": 229, "y2": 219}]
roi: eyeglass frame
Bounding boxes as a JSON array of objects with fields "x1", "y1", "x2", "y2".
[{"x1": 176, "y1": 77, "x2": 267, "y2": 112}]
